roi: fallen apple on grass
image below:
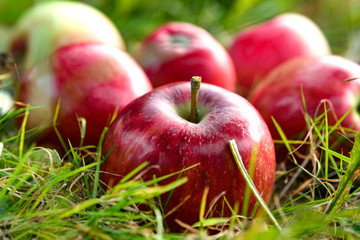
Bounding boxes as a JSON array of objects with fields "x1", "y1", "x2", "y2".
[
  {"x1": 133, "y1": 22, "x2": 237, "y2": 91},
  {"x1": 100, "y1": 77, "x2": 276, "y2": 231},
  {"x1": 9, "y1": 1, "x2": 124, "y2": 74},
  {"x1": 228, "y1": 13, "x2": 331, "y2": 97},
  {"x1": 16, "y1": 43, "x2": 152, "y2": 148},
  {"x1": 249, "y1": 55, "x2": 360, "y2": 160}
]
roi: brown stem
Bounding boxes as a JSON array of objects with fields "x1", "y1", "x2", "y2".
[{"x1": 190, "y1": 76, "x2": 201, "y2": 123}]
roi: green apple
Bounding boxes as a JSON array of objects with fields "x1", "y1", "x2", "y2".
[
  {"x1": 9, "y1": 1, "x2": 124, "y2": 73},
  {"x1": 0, "y1": 25, "x2": 11, "y2": 52}
]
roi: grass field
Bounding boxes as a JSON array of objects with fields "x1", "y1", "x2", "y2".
[{"x1": 1, "y1": 0, "x2": 360, "y2": 239}]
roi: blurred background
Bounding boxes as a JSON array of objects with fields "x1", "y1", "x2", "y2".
[{"x1": 1, "y1": 0, "x2": 360, "y2": 60}]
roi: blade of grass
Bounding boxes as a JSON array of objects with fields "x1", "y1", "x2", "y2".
[
  {"x1": 250, "y1": 201, "x2": 260, "y2": 218},
  {"x1": 0, "y1": 106, "x2": 29, "y2": 199},
  {"x1": 229, "y1": 139, "x2": 281, "y2": 232},
  {"x1": 28, "y1": 162, "x2": 98, "y2": 214},
  {"x1": 323, "y1": 102, "x2": 329, "y2": 180},
  {"x1": 109, "y1": 163, "x2": 198, "y2": 195},
  {"x1": 192, "y1": 217, "x2": 230, "y2": 228},
  {"x1": 242, "y1": 143, "x2": 258, "y2": 216},
  {"x1": 222, "y1": 197, "x2": 244, "y2": 227},
  {"x1": 307, "y1": 110, "x2": 342, "y2": 179},
  {"x1": 328, "y1": 108, "x2": 352, "y2": 135},
  {"x1": 53, "y1": 98, "x2": 68, "y2": 153},
  {"x1": 78, "y1": 117, "x2": 86, "y2": 148},
  {"x1": 154, "y1": 207, "x2": 164, "y2": 240},
  {"x1": 120, "y1": 163, "x2": 200, "y2": 190},
  {"x1": 272, "y1": 117, "x2": 308, "y2": 171},
  {"x1": 119, "y1": 161, "x2": 149, "y2": 184},
  {"x1": 199, "y1": 186, "x2": 209, "y2": 230},
  {"x1": 162, "y1": 166, "x2": 186, "y2": 212},
  {"x1": 326, "y1": 131, "x2": 360, "y2": 215},
  {"x1": 319, "y1": 146, "x2": 350, "y2": 163},
  {"x1": 92, "y1": 126, "x2": 108, "y2": 199},
  {"x1": 18, "y1": 105, "x2": 28, "y2": 162},
  {"x1": 272, "y1": 117, "x2": 332, "y2": 196},
  {"x1": 153, "y1": 165, "x2": 188, "y2": 229}
]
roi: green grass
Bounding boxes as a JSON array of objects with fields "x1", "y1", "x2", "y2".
[
  {"x1": 1, "y1": 77, "x2": 360, "y2": 239},
  {"x1": 1, "y1": 0, "x2": 360, "y2": 239}
]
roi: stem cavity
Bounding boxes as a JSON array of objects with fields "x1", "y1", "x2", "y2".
[{"x1": 190, "y1": 76, "x2": 201, "y2": 123}]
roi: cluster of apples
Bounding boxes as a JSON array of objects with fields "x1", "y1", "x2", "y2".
[
  {"x1": 232, "y1": 13, "x2": 360, "y2": 160},
  {"x1": 8, "y1": 0, "x2": 360, "y2": 232},
  {"x1": 132, "y1": 12, "x2": 360, "y2": 160},
  {"x1": 10, "y1": 1, "x2": 152, "y2": 148},
  {"x1": 9, "y1": 1, "x2": 276, "y2": 231}
]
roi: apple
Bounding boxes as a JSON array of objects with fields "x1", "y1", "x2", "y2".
[
  {"x1": 228, "y1": 13, "x2": 331, "y2": 97},
  {"x1": 100, "y1": 77, "x2": 276, "y2": 231},
  {"x1": 133, "y1": 22, "x2": 237, "y2": 91},
  {"x1": 0, "y1": 25, "x2": 11, "y2": 52},
  {"x1": 249, "y1": 55, "x2": 360, "y2": 159},
  {"x1": 16, "y1": 43, "x2": 152, "y2": 148},
  {"x1": 9, "y1": 1, "x2": 124, "y2": 74}
]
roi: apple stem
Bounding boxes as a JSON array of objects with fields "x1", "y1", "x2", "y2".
[{"x1": 190, "y1": 76, "x2": 201, "y2": 123}]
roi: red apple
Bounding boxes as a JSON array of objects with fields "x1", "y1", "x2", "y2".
[
  {"x1": 228, "y1": 13, "x2": 331, "y2": 97},
  {"x1": 100, "y1": 78, "x2": 275, "y2": 231},
  {"x1": 9, "y1": 1, "x2": 124, "y2": 73},
  {"x1": 133, "y1": 22, "x2": 237, "y2": 91},
  {"x1": 249, "y1": 55, "x2": 360, "y2": 156},
  {"x1": 16, "y1": 43, "x2": 152, "y2": 147}
]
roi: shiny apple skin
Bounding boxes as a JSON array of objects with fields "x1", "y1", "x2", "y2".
[
  {"x1": 133, "y1": 22, "x2": 237, "y2": 91},
  {"x1": 9, "y1": 1, "x2": 124, "y2": 73},
  {"x1": 249, "y1": 55, "x2": 360, "y2": 142},
  {"x1": 228, "y1": 13, "x2": 330, "y2": 97},
  {"x1": 17, "y1": 43, "x2": 152, "y2": 147},
  {"x1": 100, "y1": 82, "x2": 275, "y2": 231}
]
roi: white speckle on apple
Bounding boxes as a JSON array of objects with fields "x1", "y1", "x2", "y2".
[{"x1": 0, "y1": 90, "x2": 13, "y2": 115}]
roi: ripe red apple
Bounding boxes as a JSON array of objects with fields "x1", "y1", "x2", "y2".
[
  {"x1": 249, "y1": 55, "x2": 360, "y2": 154},
  {"x1": 9, "y1": 1, "x2": 124, "y2": 73},
  {"x1": 228, "y1": 13, "x2": 331, "y2": 97},
  {"x1": 133, "y1": 22, "x2": 237, "y2": 91},
  {"x1": 100, "y1": 78, "x2": 275, "y2": 231},
  {"x1": 16, "y1": 43, "x2": 152, "y2": 148}
]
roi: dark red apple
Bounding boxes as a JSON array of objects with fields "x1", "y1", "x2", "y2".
[
  {"x1": 16, "y1": 43, "x2": 152, "y2": 148},
  {"x1": 228, "y1": 13, "x2": 330, "y2": 97},
  {"x1": 249, "y1": 55, "x2": 360, "y2": 157},
  {"x1": 133, "y1": 22, "x2": 237, "y2": 91},
  {"x1": 100, "y1": 78, "x2": 275, "y2": 231}
]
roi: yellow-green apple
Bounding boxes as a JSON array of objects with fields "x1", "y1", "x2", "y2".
[
  {"x1": 0, "y1": 25, "x2": 11, "y2": 53},
  {"x1": 228, "y1": 13, "x2": 331, "y2": 97},
  {"x1": 16, "y1": 43, "x2": 152, "y2": 148},
  {"x1": 9, "y1": 1, "x2": 124, "y2": 74},
  {"x1": 100, "y1": 78, "x2": 275, "y2": 231},
  {"x1": 133, "y1": 22, "x2": 237, "y2": 91},
  {"x1": 249, "y1": 55, "x2": 360, "y2": 158}
]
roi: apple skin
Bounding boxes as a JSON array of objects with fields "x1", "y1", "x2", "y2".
[
  {"x1": 16, "y1": 43, "x2": 152, "y2": 147},
  {"x1": 9, "y1": 1, "x2": 124, "y2": 73},
  {"x1": 249, "y1": 55, "x2": 360, "y2": 157},
  {"x1": 100, "y1": 81, "x2": 276, "y2": 231},
  {"x1": 133, "y1": 22, "x2": 237, "y2": 91},
  {"x1": 0, "y1": 25, "x2": 11, "y2": 52},
  {"x1": 228, "y1": 13, "x2": 331, "y2": 97}
]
